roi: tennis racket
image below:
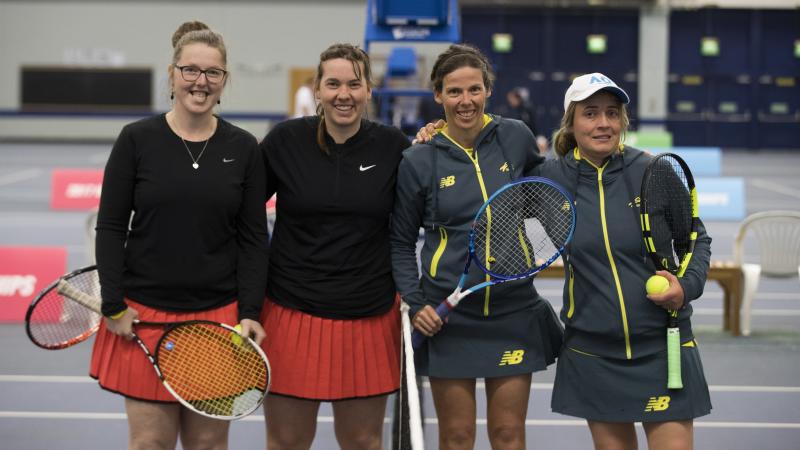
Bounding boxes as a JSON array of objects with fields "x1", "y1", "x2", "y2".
[
  {"x1": 412, "y1": 176, "x2": 576, "y2": 348},
  {"x1": 640, "y1": 153, "x2": 699, "y2": 390},
  {"x1": 26, "y1": 266, "x2": 271, "y2": 420},
  {"x1": 25, "y1": 265, "x2": 103, "y2": 350}
]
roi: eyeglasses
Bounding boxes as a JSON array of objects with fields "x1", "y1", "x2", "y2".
[{"x1": 174, "y1": 65, "x2": 227, "y2": 82}]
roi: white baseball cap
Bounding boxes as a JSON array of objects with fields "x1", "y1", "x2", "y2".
[{"x1": 563, "y1": 72, "x2": 629, "y2": 111}]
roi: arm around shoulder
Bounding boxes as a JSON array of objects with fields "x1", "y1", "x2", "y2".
[{"x1": 390, "y1": 155, "x2": 428, "y2": 314}]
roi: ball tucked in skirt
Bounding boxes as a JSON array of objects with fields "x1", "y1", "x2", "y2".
[
  {"x1": 260, "y1": 296, "x2": 400, "y2": 401},
  {"x1": 551, "y1": 341, "x2": 712, "y2": 422},
  {"x1": 90, "y1": 299, "x2": 239, "y2": 403},
  {"x1": 415, "y1": 298, "x2": 563, "y2": 379}
]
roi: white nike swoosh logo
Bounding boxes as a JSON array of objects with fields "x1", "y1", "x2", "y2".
[
  {"x1": 223, "y1": 158, "x2": 235, "y2": 163},
  {"x1": 359, "y1": 164, "x2": 376, "y2": 171}
]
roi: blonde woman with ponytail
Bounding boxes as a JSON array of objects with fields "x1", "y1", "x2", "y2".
[{"x1": 541, "y1": 73, "x2": 712, "y2": 450}]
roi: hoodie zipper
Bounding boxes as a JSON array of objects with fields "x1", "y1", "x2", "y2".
[
  {"x1": 441, "y1": 130, "x2": 493, "y2": 316},
  {"x1": 595, "y1": 163, "x2": 633, "y2": 359}
]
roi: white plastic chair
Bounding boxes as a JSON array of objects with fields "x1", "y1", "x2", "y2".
[{"x1": 733, "y1": 210, "x2": 800, "y2": 336}]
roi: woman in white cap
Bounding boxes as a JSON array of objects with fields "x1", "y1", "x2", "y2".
[{"x1": 538, "y1": 73, "x2": 712, "y2": 449}]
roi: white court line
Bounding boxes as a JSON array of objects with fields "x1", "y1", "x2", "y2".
[
  {"x1": 537, "y1": 290, "x2": 800, "y2": 302},
  {"x1": 693, "y1": 308, "x2": 800, "y2": 316},
  {"x1": 751, "y1": 179, "x2": 800, "y2": 199},
  {"x1": 1, "y1": 411, "x2": 798, "y2": 429},
  {"x1": 4, "y1": 376, "x2": 799, "y2": 394},
  {"x1": 0, "y1": 168, "x2": 44, "y2": 187},
  {"x1": 0, "y1": 375, "x2": 94, "y2": 383}
]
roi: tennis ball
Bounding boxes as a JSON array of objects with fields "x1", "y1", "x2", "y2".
[
  {"x1": 646, "y1": 275, "x2": 670, "y2": 295},
  {"x1": 231, "y1": 324, "x2": 244, "y2": 346}
]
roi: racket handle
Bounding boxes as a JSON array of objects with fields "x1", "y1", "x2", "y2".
[
  {"x1": 56, "y1": 279, "x2": 102, "y2": 313},
  {"x1": 411, "y1": 329, "x2": 426, "y2": 349},
  {"x1": 666, "y1": 327, "x2": 683, "y2": 389},
  {"x1": 411, "y1": 299, "x2": 456, "y2": 350}
]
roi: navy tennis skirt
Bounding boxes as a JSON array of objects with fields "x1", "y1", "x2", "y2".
[{"x1": 551, "y1": 341, "x2": 712, "y2": 422}]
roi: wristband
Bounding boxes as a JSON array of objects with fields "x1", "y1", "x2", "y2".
[{"x1": 108, "y1": 308, "x2": 128, "y2": 320}]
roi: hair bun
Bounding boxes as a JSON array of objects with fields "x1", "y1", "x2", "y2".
[{"x1": 172, "y1": 21, "x2": 210, "y2": 48}]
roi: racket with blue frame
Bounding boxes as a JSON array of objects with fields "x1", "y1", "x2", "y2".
[{"x1": 412, "y1": 176, "x2": 576, "y2": 348}]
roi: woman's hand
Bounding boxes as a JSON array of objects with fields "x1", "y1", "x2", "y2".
[
  {"x1": 646, "y1": 270, "x2": 685, "y2": 311},
  {"x1": 412, "y1": 119, "x2": 446, "y2": 144},
  {"x1": 105, "y1": 307, "x2": 138, "y2": 340},
  {"x1": 412, "y1": 305, "x2": 443, "y2": 337},
  {"x1": 238, "y1": 318, "x2": 267, "y2": 346}
]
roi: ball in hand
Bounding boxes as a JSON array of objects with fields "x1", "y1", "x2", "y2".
[
  {"x1": 231, "y1": 324, "x2": 244, "y2": 346},
  {"x1": 646, "y1": 275, "x2": 670, "y2": 295}
]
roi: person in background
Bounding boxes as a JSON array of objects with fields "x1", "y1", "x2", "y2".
[
  {"x1": 92, "y1": 20, "x2": 268, "y2": 450},
  {"x1": 540, "y1": 73, "x2": 712, "y2": 450},
  {"x1": 497, "y1": 87, "x2": 549, "y2": 154},
  {"x1": 390, "y1": 43, "x2": 562, "y2": 450},
  {"x1": 292, "y1": 76, "x2": 316, "y2": 118},
  {"x1": 258, "y1": 43, "x2": 410, "y2": 450}
]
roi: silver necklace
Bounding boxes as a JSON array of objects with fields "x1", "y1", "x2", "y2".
[{"x1": 179, "y1": 136, "x2": 209, "y2": 169}]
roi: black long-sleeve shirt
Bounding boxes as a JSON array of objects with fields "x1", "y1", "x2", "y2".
[
  {"x1": 260, "y1": 117, "x2": 410, "y2": 319},
  {"x1": 96, "y1": 114, "x2": 269, "y2": 320}
]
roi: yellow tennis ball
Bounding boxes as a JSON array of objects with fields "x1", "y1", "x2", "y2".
[
  {"x1": 231, "y1": 324, "x2": 244, "y2": 346},
  {"x1": 646, "y1": 275, "x2": 670, "y2": 295}
]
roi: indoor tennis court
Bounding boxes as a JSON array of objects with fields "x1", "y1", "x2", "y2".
[{"x1": 1, "y1": 1, "x2": 798, "y2": 449}]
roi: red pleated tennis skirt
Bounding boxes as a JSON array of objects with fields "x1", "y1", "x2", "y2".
[
  {"x1": 260, "y1": 296, "x2": 401, "y2": 401},
  {"x1": 89, "y1": 299, "x2": 239, "y2": 403}
]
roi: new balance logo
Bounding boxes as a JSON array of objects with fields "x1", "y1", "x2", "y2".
[
  {"x1": 644, "y1": 396, "x2": 671, "y2": 412},
  {"x1": 499, "y1": 350, "x2": 525, "y2": 366},
  {"x1": 499, "y1": 162, "x2": 509, "y2": 172},
  {"x1": 439, "y1": 175, "x2": 455, "y2": 188},
  {"x1": 0, "y1": 274, "x2": 37, "y2": 297}
]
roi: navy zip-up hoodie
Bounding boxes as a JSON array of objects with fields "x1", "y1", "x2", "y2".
[
  {"x1": 533, "y1": 146, "x2": 712, "y2": 359},
  {"x1": 391, "y1": 115, "x2": 545, "y2": 319}
]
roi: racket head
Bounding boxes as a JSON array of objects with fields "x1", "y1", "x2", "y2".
[
  {"x1": 153, "y1": 320, "x2": 270, "y2": 420},
  {"x1": 25, "y1": 265, "x2": 102, "y2": 350},
  {"x1": 470, "y1": 176, "x2": 576, "y2": 279},
  {"x1": 640, "y1": 153, "x2": 698, "y2": 275}
]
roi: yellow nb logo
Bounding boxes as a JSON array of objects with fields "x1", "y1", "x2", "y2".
[
  {"x1": 499, "y1": 162, "x2": 510, "y2": 172},
  {"x1": 439, "y1": 175, "x2": 455, "y2": 188},
  {"x1": 499, "y1": 350, "x2": 525, "y2": 366},
  {"x1": 561, "y1": 201, "x2": 572, "y2": 212},
  {"x1": 644, "y1": 396, "x2": 671, "y2": 412}
]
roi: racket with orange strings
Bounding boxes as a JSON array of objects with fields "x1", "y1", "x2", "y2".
[{"x1": 26, "y1": 265, "x2": 270, "y2": 420}]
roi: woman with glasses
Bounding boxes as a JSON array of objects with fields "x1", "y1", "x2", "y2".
[{"x1": 91, "y1": 21, "x2": 268, "y2": 449}]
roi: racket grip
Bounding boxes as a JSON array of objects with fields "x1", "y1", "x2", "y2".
[
  {"x1": 411, "y1": 299, "x2": 456, "y2": 350},
  {"x1": 56, "y1": 279, "x2": 102, "y2": 313},
  {"x1": 411, "y1": 329, "x2": 426, "y2": 349},
  {"x1": 666, "y1": 327, "x2": 683, "y2": 389}
]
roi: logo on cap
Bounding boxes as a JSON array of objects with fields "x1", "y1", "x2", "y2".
[{"x1": 589, "y1": 74, "x2": 613, "y2": 85}]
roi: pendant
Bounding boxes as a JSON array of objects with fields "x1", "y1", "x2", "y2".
[{"x1": 192, "y1": 163, "x2": 199, "y2": 169}]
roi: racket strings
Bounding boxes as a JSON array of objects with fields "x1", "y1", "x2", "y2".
[
  {"x1": 27, "y1": 270, "x2": 102, "y2": 349},
  {"x1": 156, "y1": 323, "x2": 268, "y2": 417},
  {"x1": 644, "y1": 157, "x2": 694, "y2": 268},
  {"x1": 473, "y1": 182, "x2": 573, "y2": 277}
]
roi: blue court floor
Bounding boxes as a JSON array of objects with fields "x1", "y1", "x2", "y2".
[{"x1": 1, "y1": 143, "x2": 798, "y2": 449}]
